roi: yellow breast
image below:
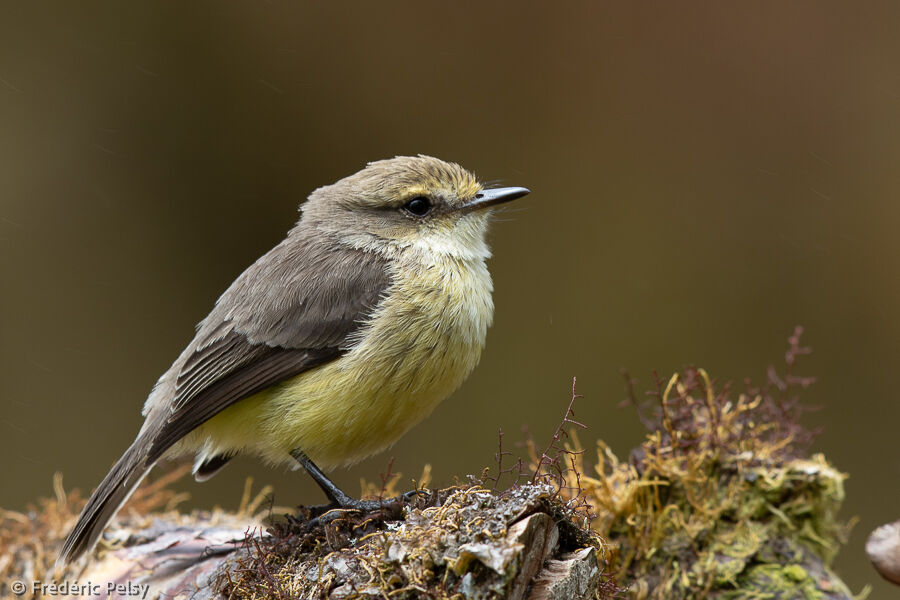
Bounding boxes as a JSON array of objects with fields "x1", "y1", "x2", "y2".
[{"x1": 187, "y1": 253, "x2": 494, "y2": 469}]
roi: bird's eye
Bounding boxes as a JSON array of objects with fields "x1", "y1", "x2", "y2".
[{"x1": 402, "y1": 196, "x2": 433, "y2": 217}]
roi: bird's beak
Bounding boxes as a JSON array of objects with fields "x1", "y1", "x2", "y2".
[{"x1": 460, "y1": 187, "x2": 530, "y2": 213}]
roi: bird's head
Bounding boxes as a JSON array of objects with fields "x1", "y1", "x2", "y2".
[{"x1": 301, "y1": 155, "x2": 529, "y2": 260}]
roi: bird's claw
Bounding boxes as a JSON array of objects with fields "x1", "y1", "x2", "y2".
[
  {"x1": 402, "y1": 488, "x2": 429, "y2": 502},
  {"x1": 299, "y1": 490, "x2": 429, "y2": 531}
]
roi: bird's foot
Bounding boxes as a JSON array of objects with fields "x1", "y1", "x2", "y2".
[{"x1": 298, "y1": 489, "x2": 430, "y2": 531}]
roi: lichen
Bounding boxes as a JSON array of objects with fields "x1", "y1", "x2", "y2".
[
  {"x1": 212, "y1": 483, "x2": 610, "y2": 599},
  {"x1": 543, "y1": 329, "x2": 858, "y2": 599}
]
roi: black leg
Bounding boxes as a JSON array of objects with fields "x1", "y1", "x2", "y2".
[
  {"x1": 290, "y1": 449, "x2": 357, "y2": 507},
  {"x1": 290, "y1": 449, "x2": 430, "y2": 527}
]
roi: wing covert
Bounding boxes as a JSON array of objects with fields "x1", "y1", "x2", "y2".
[{"x1": 146, "y1": 235, "x2": 390, "y2": 462}]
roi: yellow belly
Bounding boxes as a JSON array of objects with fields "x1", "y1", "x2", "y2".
[{"x1": 180, "y1": 255, "x2": 494, "y2": 469}]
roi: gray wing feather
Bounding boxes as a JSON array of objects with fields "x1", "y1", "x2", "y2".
[{"x1": 146, "y1": 233, "x2": 390, "y2": 462}]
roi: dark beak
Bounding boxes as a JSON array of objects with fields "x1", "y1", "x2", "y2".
[{"x1": 461, "y1": 186, "x2": 530, "y2": 213}]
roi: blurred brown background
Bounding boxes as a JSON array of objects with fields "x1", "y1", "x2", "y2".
[{"x1": 1, "y1": 2, "x2": 898, "y2": 595}]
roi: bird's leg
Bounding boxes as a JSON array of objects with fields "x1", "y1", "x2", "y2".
[
  {"x1": 290, "y1": 449, "x2": 401, "y2": 515},
  {"x1": 290, "y1": 449, "x2": 355, "y2": 507},
  {"x1": 289, "y1": 448, "x2": 432, "y2": 532}
]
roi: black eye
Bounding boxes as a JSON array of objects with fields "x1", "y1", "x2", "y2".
[{"x1": 402, "y1": 196, "x2": 432, "y2": 217}]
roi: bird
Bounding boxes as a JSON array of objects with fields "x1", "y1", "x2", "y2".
[{"x1": 59, "y1": 155, "x2": 529, "y2": 564}]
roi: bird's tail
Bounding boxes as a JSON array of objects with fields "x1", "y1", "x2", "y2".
[{"x1": 57, "y1": 436, "x2": 156, "y2": 566}]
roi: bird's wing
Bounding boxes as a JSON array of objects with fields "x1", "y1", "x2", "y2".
[{"x1": 147, "y1": 236, "x2": 391, "y2": 461}]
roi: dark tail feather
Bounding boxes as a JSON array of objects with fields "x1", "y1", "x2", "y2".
[
  {"x1": 57, "y1": 438, "x2": 155, "y2": 566},
  {"x1": 193, "y1": 453, "x2": 233, "y2": 482}
]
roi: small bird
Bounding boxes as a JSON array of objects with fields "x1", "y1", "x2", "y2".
[{"x1": 59, "y1": 155, "x2": 529, "y2": 564}]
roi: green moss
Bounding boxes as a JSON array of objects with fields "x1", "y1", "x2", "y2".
[
  {"x1": 552, "y1": 356, "x2": 855, "y2": 599},
  {"x1": 729, "y1": 563, "x2": 824, "y2": 600}
]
